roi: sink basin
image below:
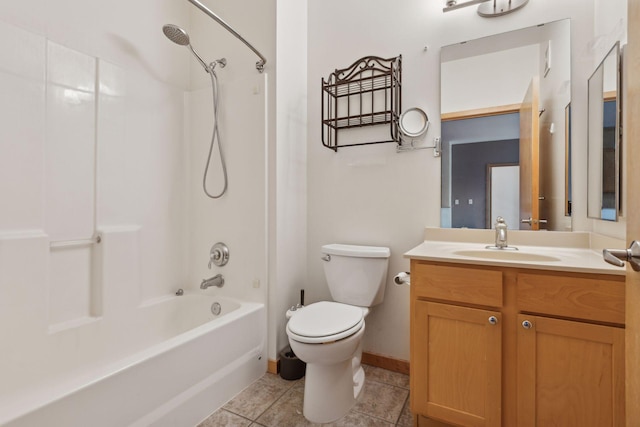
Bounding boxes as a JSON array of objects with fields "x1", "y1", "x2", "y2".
[{"x1": 452, "y1": 249, "x2": 561, "y2": 262}]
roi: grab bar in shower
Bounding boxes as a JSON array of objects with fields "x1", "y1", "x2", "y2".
[
  {"x1": 50, "y1": 234, "x2": 102, "y2": 249},
  {"x1": 187, "y1": 0, "x2": 267, "y2": 73}
]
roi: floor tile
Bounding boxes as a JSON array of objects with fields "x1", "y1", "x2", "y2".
[
  {"x1": 203, "y1": 365, "x2": 412, "y2": 427},
  {"x1": 353, "y1": 379, "x2": 409, "y2": 423},
  {"x1": 223, "y1": 373, "x2": 297, "y2": 420},
  {"x1": 255, "y1": 387, "x2": 318, "y2": 427},
  {"x1": 396, "y1": 394, "x2": 413, "y2": 427},
  {"x1": 198, "y1": 409, "x2": 252, "y2": 427},
  {"x1": 364, "y1": 365, "x2": 410, "y2": 389},
  {"x1": 328, "y1": 411, "x2": 394, "y2": 427}
]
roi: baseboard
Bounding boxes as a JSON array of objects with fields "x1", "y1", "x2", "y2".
[
  {"x1": 267, "y1": 358, "x2": 279, "y2": 374},
  {"x1": 362, "y1": 352, "x2": 410, "y2": 375},
  {"x1": 268, "y1": 352, "x2": 409, "y2": 376}
]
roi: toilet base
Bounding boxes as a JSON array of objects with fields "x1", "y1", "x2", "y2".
[{"x1": 302, "y1": 357, "x2": 365, "y2": 423}]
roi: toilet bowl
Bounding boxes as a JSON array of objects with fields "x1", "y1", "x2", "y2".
[
  {"x1": 285, "y1": 244, "x2": 390, "y2": 423},
  {"x1": 286, "y1": 301, "x2": 368, "y2": 423}
]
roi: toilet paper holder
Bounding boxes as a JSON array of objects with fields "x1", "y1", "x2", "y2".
[{"x1": 394, "y1": 272, "x2": 410, "y2": 286}]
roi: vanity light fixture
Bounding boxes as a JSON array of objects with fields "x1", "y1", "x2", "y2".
[
  {"x1": 443, "y1": 0, "x2": 490, "y2": 13},
  {"x1": 444, "y1": 0, "x2": 529, "y2": 17}
]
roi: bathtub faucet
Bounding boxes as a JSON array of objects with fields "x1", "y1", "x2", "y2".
[{"x1": 201, "y1": 274, "x2": 224, "y2": 289}]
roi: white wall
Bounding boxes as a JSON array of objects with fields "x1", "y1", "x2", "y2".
[
  {"x1": 307, "y1": 0, "x2": 627, "y2": 361},
  {"x1": 0, "y1": 0, "x2": 192, "y2": 396},
  {"x1": 441, "y1": 44, "x2": 539, "y2": 113},
  {"x1": 270, "y1": 0, "x2": 309, "y2": 360}
]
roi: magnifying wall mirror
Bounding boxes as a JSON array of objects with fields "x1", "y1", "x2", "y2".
[
  {"x1": 587, "y1": 42, "x2": 621, "y2": 221},
  {"x1": 399, "y1": 108, "x2": 429, "y2": 139}
]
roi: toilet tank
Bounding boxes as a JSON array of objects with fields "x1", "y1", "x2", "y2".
[{"x1": 321, "y1": 244, "x2": 391, "y2": 307}]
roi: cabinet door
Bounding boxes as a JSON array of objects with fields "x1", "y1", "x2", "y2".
[
  {"x1": 517, "y1": 314, "x2": 625, "y2": 426},
  {"x1": 412, "y1": 301, "x2": 502, "y2": 427}
]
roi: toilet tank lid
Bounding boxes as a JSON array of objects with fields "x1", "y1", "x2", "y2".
[{"x1": 322, "y1": 244, "x2": 390, "y2": 258}]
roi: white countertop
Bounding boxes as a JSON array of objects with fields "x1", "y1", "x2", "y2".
[{"x1": 404, "y1": 228, "x2": 626, "y2": 276}]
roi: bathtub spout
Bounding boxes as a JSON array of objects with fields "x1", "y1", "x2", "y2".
[{"x1": 201, "y1": 274, "x2": 224, "y2": 289}]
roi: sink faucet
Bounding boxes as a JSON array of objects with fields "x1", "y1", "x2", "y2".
[
  {"x1": 495, "y1": 217, "x2": 508, "y2": 249},
  {"x1": 201, "y1": 273, "x2": 224, "y2": 289}
]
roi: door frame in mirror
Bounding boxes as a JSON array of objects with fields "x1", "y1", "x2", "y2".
[{"x1": 587, "y1": 42, "x2": 621, "y2": 221}]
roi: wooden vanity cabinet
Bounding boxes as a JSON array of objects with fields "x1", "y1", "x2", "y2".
[
  {"x1": 410, "y1": 260, "x2": 625, "y2": 427},
  {"x1": 515, "y1": 271, "x2": 626, "y2": 427},
  {"x1": 413, "y1": 301, "x2": 503, "y2": 426}
]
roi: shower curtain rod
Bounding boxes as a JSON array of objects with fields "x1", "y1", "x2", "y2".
[{"x1": 187, "y1": 0, "x2": 267, "y2": 73}]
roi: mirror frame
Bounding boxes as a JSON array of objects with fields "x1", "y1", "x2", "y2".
[
  {"x1": 399, "y1": 107, "x2": 429, "y2": 138},
  {"x1": 587, "y1": 42, "x2": 621, "y2": 221}
]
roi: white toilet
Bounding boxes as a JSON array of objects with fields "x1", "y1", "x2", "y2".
[{"x1": 286, "y1": 243, "x2": 390, "y2": 423}]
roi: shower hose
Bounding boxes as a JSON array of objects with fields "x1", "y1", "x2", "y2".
[{"x1": 203, "y1": 68, "x2": 228, "y2": 198}]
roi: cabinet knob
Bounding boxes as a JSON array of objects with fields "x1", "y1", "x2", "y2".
[
  {"x1": 522, "y1": 320, "x2": 533, "y2": 329},
  {"x1": 488, "y1": 316, "x2": 498, "y2": 325}
]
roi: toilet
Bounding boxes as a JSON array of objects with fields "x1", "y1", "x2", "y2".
[{"x1": 286, "y1": 243, "x2": 390, "y2": 423}]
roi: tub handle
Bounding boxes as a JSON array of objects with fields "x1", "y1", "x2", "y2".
[{"x1": 209, "y1": 242, "x2": 230, "y2": 268}]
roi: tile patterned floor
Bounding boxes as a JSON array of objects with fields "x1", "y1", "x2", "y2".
[{"x1": 198, "y1": 365, "x2": 412, "y2": 427}]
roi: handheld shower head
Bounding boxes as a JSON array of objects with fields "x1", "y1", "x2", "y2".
[
  {"x1": 163, "y1": 24, "x2": 190, "y2": 46},
  {"x1": 162, "y1": 24, "x2": 210, "y2": 72}
]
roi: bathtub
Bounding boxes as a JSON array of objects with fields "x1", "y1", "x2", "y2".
[{"x1": 0, "y1": 294, "x2": 266, "y2": 427}]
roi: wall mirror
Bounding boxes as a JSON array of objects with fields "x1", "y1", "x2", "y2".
[
  {"x1": 587, "y1": 42, "x2": 620, "y2": 221},
  {"x1": 440, "y1": 19, "x2": 571, "y2": 231}
]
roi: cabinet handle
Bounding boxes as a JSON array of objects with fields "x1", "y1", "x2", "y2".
[
  {"x1": 522, "y1": 320, "x2": 533, "y2": 329},
  {"x1": 488, "y1": 316, "x2": 498, "y2": 325}
]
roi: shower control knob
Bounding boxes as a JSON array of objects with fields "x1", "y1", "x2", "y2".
[{"x1": 209, "y1": 242, "x2": 229, "y2": 267}]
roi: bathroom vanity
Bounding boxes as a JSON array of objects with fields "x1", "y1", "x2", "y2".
[{"x1": 406, "y1": 229, "x2": 625, "y2": 427}]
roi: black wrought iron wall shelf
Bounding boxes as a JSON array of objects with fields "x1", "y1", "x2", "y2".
[{"x1": 321, "y1": 55, "x2": 402, "y2": 151}]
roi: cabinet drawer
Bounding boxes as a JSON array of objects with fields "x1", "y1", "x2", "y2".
[
  {"x1": 517, "y1": 272, "x2": 625, "y2": 324},
  {"x1": 412, "y1": 262, "x2": 503, "y2": 307}
]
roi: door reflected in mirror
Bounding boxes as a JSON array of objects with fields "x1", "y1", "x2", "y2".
[
  {"x1": 587, "y1": 42, "x2": 620, "y2": 221},
  {"x1": 440, "y1": 19, "x2": 571, "y2": 231}
]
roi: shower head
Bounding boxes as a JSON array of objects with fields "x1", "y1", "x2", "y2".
[
  {"x1": 162, "y1": 24, "x2": 210, "y2": 72},
  {"x1": 163, "y1": 24, "x2": 190, "y2": 46}
]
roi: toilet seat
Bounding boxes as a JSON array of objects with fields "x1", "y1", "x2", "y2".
[{"x1": 287, "y1": 301, "x2": 364, "y2": 344}]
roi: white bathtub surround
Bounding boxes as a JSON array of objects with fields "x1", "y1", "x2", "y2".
[
  {"x1": 0, "y1": 1, "x2": 271, "y2": 424},
  {"x1": 186, "y1": 73, "x2": 268, "y2": 305},
  {"x1": 1, "y1": 295, "x2": 266, "y2": 427}
]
